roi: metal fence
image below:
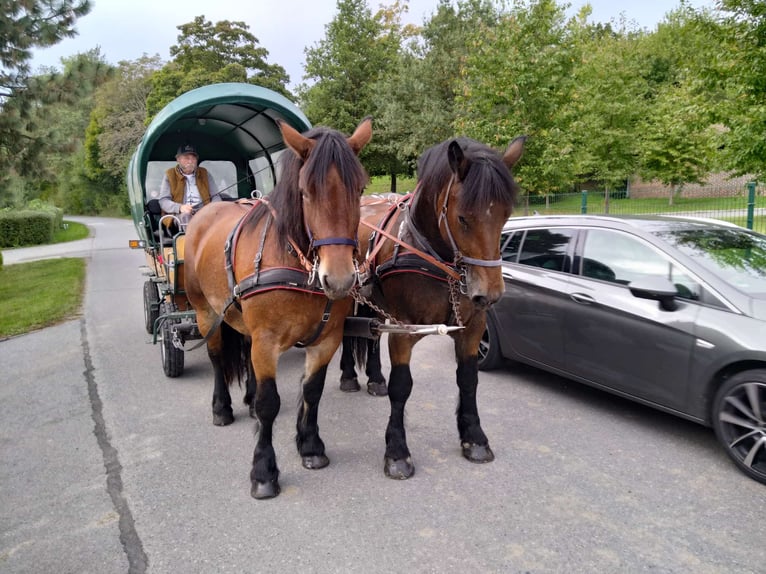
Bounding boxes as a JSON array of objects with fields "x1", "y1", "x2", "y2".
[{"x1": 517, "y1": 181, "x2": 766, "y2": 233}]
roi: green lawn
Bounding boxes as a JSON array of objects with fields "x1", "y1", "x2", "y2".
[
  {"x1": 0, "y1": 257, "x2": 86, "y2": 339},
  {"x1": 53, "y1": 220, "x2": 90, "y2": 243}
]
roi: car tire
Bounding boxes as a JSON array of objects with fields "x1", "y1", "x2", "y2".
[
  {"x1": 478, "y1": 314, "x2": 503, "y2": 371},
  {"x1": 712, "y1": 369, "x2": 766, "y2": 485},
  {"x1": 143, "y1": 280, "x2": 160, "y2": 334}
]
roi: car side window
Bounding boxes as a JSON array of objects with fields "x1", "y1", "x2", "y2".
[
  {"x1": 517, "y1": 228, "x2": 575, "y2": 271},
  {"x1": 501, "y1": 231, "x2": 522, "y2": 262},
  {"x1": 581, "y1": 229, "x2": 701, "y2": 300}
]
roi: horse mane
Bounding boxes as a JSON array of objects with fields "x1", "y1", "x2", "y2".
[
  {"x1": 416, "y1": 136, "x2": 519, "y2": 215},
  {"x1": 250, "y1": 126, "x2": 368, "y2": 253}
]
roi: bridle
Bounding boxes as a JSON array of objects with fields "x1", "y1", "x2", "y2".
[
  {"x1": 409, "y1": 175, "x2": 503, "y2": 294},
  {"x1": 437, "y1": 174, "x2": 504, "y2": 274},
  {"x1": 305, "y1": 225, "x2": 359, "y2": 287}
]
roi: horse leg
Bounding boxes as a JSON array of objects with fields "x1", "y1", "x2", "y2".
[
  {"x1": 364, "y1": 337, "x2": 388, "y2": 396},
  {"x1": 339, "y1": 335, "x2": 361, "y2": 392},
  {"x1": 248, "y1": 340, "x2": 282, "y2": 499},
  {"x1": 244, "y1": 351, "x2": 257, "y2": 419},
  {"x1": 207, "y1": 327, "x2": 234, "y2": 426},
  {"x1": 383, "y1": 334, "x2": 418, "y2": 479},
  {"x1": 250, "y1": 375, "x2": 281, "y2": 499},
  {"x1": 454, "y1": 327, "x2": 494, "y2": 463},
  {"x1": 296, "y1": 341, "x2": 338, "y2": 469}
]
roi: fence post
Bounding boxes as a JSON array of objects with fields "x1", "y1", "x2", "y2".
[
  {"x1": 581, "y1": 190, "x2": 588, "y2": 214},
  {"x1": 746, "y1": 181, "x2": 756, "y2": 230}
]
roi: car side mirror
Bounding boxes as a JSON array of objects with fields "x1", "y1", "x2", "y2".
[{"x1": 628, "y1": 276, "x2": 678, "y2": 312}]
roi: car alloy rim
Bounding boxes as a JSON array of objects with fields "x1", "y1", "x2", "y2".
[{"x1": 718, "y1": 381, "x2": 766, "y2": 476}]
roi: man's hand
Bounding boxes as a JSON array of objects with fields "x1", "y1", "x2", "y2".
[{"x1": 180, "y1": 203, "x2": 194, "y2": 214}]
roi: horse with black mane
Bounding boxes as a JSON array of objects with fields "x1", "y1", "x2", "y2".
[
  {"x1": 345, "y1": 134, "x2": 525, "y2": 479},
  {"x1": 183, "y1": 118, "x2": 372, "y2": 499}
]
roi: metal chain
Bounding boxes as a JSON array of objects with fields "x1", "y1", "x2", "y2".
[
  {"x1": 448, "y1": 277, "x2": 465, "y2": 327},
  {"x1": 351, "y1": 286, "x2": 407, "y2": 328},
  {"x1": 351, "y1": 280, "x2": 464, "y2": 330}
]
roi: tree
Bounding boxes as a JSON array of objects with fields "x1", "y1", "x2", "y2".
[
  {"x1": 635, "y1": 6, "x2": 719, "y2": 203},
  {"x1": 456, "y1": 0, "x2": 580, "y2": 196},
  {"x1": 374, "y1": 0, "x2": 501, "y2": 179},
  {"x1": 298, "y1": 0, "x2": 404, "y2": 182},
  {"x1": 85, "y1": 55, "x2": 163, "y2": 180},
  {"x1": 699, "y1": 0, "x2": 766, "y2": 179},
  {"x1": 0, "y1": 0, "x2": 103, "y2": 199},
  {"x1": 146, "y1": 16, "x2": 291, "y2": 118}
]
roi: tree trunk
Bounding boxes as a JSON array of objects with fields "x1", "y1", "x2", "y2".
[{"x1": 390, "y1": 171, "x2": 397, "y2": 193}]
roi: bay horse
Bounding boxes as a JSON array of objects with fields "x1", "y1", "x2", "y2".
[
  {"x1": 347, "y1": 135, "x2": 525, "y2": 479},
  {"x1": 183, "y1": 117, "x2": 372, "y2": 499}
]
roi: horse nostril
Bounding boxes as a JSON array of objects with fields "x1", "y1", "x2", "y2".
[{"x1": 472, "y1": 295, "x2": 489, "y2": 309}]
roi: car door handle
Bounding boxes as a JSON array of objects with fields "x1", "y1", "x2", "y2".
[{"x1": 570, "y1": 292, "x2": 596, "y2": 304}]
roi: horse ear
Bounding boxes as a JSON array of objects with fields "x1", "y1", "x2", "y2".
[
  {"x1": 347, "y1": 116, "x2": 373, "y2": 155},
  {"x1": 278, "y1": 119, "x2": 315, "y2": 161},
  {"x1": 447, "y1": 140, "x2": 470, "y2": 180},
  {"x1": 503, "y1": 135, "x2": 527, "y2": 169}
]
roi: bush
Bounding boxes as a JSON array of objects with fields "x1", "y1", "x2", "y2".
[{"x1": 0, "y1": 210, "x2": 56, "y2": 248}]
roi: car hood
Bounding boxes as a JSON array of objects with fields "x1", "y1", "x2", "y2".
[{"x1": 751, "y1": 297, "x2": 766, "y2": 321}]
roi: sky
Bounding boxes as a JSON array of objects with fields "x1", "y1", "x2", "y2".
[{"x1": 30, "y1": 0, "x2": 714, "y2": 90}]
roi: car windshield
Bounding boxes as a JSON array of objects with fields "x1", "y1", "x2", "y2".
[{"x1": 655, "y1": 226, "x2": 766, "y2": 295}]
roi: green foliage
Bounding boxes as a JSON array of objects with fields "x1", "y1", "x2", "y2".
[
  {"x1": 86, "y1": 55, "x2": 162, "y2": 180},
  {"x1": 0, "y1": 2, "x2": 114, "y2": 196},
  {"x1": 374, "y1": 0, "x2": 501, "y2": 174},
  {"x1": 0, "y1": 258, "x2": 86, "y2": 339},
  {"x1": 146, "y1": 16, "x2": 291, "y2": 118},
  {"x1": 299, "y1": 0, "x2": 406, "y2": 178},
  {"x1": 697, "y1": 0, "x2": 766, "y2": 179},
  {"x1": 0, "y1": 210, "x2": 56, "y2": 247},
  {"x1": 456, "y1": 0, "x2": 580, "y2": 194}
]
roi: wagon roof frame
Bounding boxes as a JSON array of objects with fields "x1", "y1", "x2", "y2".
[{"x1": 132, "y1": 82, "x2": 312, "y2": 191}]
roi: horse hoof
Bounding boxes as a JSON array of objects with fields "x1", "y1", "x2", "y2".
[
  {"x1": 213, "y1": 412, "x2": 234, "y2": 426},
  {"x1": 251, "y1": 479, "x2": 280, "y2": 499},
  {"x1": 340, "y1": 377, "x2": 361, "y2": 392},
  {"x1": 366, "y1": 380, "x2": 388, "y2": 396},
  {"x1": 462, "y1": 442, "x2": 495, "y2": 463},
  {"x1": 384, "y1": 456, "x2": 415, "y2": 479},
  {"x1": 302, "y1": 454, "x2": 330, "y2": 469}
]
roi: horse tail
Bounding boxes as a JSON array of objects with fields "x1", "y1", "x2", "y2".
[
  {"x1": 350, "y1": 336, "x2": 369, "y2": 372},
  {"x1": 220, "y1": 321, "x2": 250, "y2": 388}
]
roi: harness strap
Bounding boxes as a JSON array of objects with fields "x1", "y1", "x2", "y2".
[
  {"x1": 294, "y1": 298, "x2": 334, "y2": 348},
  {"x1": 361, "y1": 217, "x2": 461, "y2": 281}
]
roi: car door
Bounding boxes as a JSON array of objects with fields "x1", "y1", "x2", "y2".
[
  {"x1": 494, "y1": 227, "x2": 576, "y2": 372},
  {"x1": 561, "y1": 228, "x2": 701, "y2": 410}
]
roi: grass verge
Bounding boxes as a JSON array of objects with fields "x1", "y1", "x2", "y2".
[
  {"x1": 53, "y1": 221, "x2": 90, "y2": 244},
  {"x1": 0, "y1": 258, "x2": 86, "y2": 339}
]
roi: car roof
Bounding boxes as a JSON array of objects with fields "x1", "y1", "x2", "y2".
[{"x1": 503, "y1": 213, "x2": 743, "y2": 233}]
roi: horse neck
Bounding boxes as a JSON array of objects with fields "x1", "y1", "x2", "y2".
[{"x1": 408, "y1": 184, "x2": 453, "y2": 262}]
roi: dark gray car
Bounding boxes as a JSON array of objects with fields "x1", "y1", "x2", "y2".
[{"x1": 479, "y1": 214, "x2": 766, "y2": 485}]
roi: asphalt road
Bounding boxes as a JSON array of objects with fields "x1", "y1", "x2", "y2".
[{"x1": 1, "y1": 217, "x2": 764, "y2": 574}]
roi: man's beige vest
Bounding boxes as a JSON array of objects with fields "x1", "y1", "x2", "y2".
[{"x1": 165, "y1": 166, "x2": 212, "y2": 205}]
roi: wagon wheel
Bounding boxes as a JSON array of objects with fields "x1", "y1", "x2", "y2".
[
  {"x1": 143, "y1": 280, "x2": 161, "y2": 334},
  {"x1": 159, "y1": 302, "x2": 185, "y2": 378}
]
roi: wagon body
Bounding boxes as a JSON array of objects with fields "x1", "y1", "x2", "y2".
[{"x1": 128, "y1": 83, "x2": 311, "y2": 376}]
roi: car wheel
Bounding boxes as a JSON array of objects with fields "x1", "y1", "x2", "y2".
[
  {"x1": 477, "y1": 314, "x2": 502, "y2": 371},
  {"x1": 712, "y1": 369, "x2": 766, "y2": 485}
]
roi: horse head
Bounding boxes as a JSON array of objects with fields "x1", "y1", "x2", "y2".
[
  {"x1": 278, "y1": 118, "x2": 372, "y2": 299},
  {"x1": 420, "y1": 135, "x2": 526, "y2": 309}
]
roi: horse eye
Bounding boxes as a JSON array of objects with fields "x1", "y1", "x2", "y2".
[{"x1": 458, "y1": 215, "x2": 469, "y2": 230}]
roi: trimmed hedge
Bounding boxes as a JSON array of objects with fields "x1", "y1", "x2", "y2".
[{"x1": 0, "y1": 210, "x2": 59, "y2": 248}]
